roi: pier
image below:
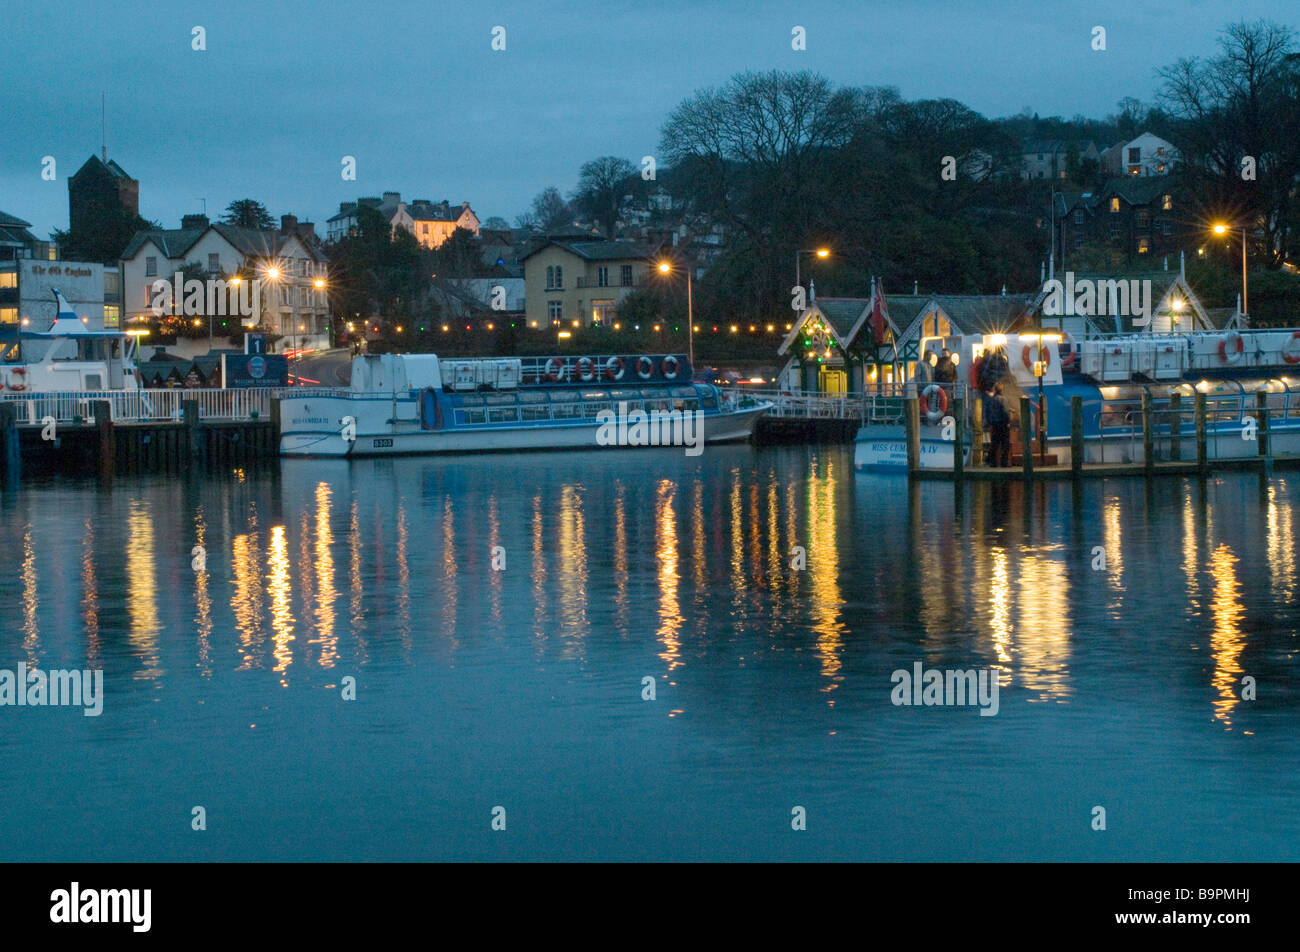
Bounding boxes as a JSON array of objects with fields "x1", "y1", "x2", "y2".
[{"x1": 735, "y1": 388, "x2": 903, "y2": 444}]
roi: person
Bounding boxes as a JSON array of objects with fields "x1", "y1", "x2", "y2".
[
  {"x1": 983, "y1": 384, "x2": 1011, "y2": 467},
  {"x1": 934, "y1": 348, "x2": 957, "y2": 383},
  {"x1": 916, "y1": 350, "x2": 934, "y2": 384}
]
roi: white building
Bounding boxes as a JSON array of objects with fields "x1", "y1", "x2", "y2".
[
  {"x1": 0, "y1": 257, "x2": 121, "y2": 331},
  {"x1": 1101, "y1": 132, "x2": 1178, "y2": 177},
  {"x1": 121, "y1": 214, "x2": 330, "y2": 353}
]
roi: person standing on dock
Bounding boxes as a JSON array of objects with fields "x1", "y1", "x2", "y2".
[
  {"x1": 935, "y1": 349, "x2": 957, "y2": 384},
  {"x1": 916, "y1": 349, "x2": 935, "y2": 384},
  {"x1": 982, "y1": 384, "x2": 1011, "y2": 467}
]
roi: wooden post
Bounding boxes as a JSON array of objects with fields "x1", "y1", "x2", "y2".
[
  {"x1": 1070, "y1": 396, "x2": 1083, "y2": 480},
  {"x1": 905, "y1": 395, "x2": 920, "y2": 476},
  {"x1": 0, "y1": 403, "x2": 19, "y2": 486},
  {"x1": 1019, "y1": 395, "x2": 1033, "y2": 480},
  {"x1": 1256, "y1": 390, "x2": 1269, "y2": 460},
  {"x1": 972, "y1": 389, "x2": 984, "y2": 467},
  {"x1": 1169, "y1": 391, "x2": 1182, "y2": 462},
  {"x1": 952, "y1": 394, "x2": 964, "y2": 484},
  {"x1": 1141, "y1": 391, "x2": 1153, "y2": 477},
  {"x1": 93, "y1": 400, "x2": 114, "y2": 480},
  {"x1": 1195, "y1": 391, "x2": 1207, "y2": 477},
  {"x1": 184, "y1": 399, "x2": 203, "y2": 466}
]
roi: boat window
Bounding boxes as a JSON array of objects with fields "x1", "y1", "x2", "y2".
[
  {"x1": 521, "y1": 403, "x2": 551, "y2": 421},
  {"x1": 455, "y1": 408, "x2": 487, "y2": 425},
  {"x1": 456, "y1": 394, "x2": 485, "y2": 407},
  {"x1": 484, "y1": 393, "x2": 517, "y2": 405},
  {"x1": 580, "y1": 391, "x2": 609, "y2": 401},
  {"x1": 609, "y1": 389, "x2": 641, "y2": 400},
  {"x1": 700, "y1": 392, "x2": 718, "y2": 411},
  {"x1": 1, "y1": 342, "x2": 18, "y2": 362},
  {"x1": 551, "y1": 402, "x2": 580, "y2": 419},
  {"x1": 517, "y1": 391, "x2": 546, "y2": 404},
  {"x1": 488, "y1": 406, "x2": 520, "y2": 423},
  {"x1": 548, "y1": 390, "x2": 577, "y2": 403},
  {"x1": 670, "y1": 386, "x2": 698, "y2": 399}
]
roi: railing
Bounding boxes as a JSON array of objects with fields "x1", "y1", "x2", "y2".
[
  {"x1": 724, "y1": 387, "x2": 907, "y2": 423},
  {"x1": 0, "y1": 387, "x2": 279, "y2": 424}
]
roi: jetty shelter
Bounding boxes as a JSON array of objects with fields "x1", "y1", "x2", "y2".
[{"x1": 776, "y1": 282, "x2": 909, "y2": 395}]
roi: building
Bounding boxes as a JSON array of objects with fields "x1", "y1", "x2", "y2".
[
  {"x1": 327, "y1": 192, "x2": 479, "y2": 248},
  {"x1": 68, "y1": 155, "x2": 139, "y2": 237},
  {"x1": 1021, "y1": 141, "x2": 1100, "y2": 181},
  {"x1": 1054, "y1": 177, "x2": 1184, "y2": 268},
  {"x1": 0, "y1": 210, "x2": 53, "y2": 261},
  {"x1": 121, "y1": 214, "x2": 329, "y2": 353},
  {"x1": 1100, "y1": 132, "x2": 1177, "y2": 177},
  {"x1": 521, "y1": 236, "x2": 659, "y2": 328},
  {"x1": 0, "y1": 257, "x2": 122, "y2": 331},
  {"x1": 430, "y1": 278, "x2": 526, "y2": 319}
]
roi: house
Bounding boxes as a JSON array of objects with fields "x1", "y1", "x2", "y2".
[
  {"x1": 121, "y1": 213, "x2": 330, "y2": 354},
  {"x1": 1054, "y1": 177, "x2": 1183, "y2": 267},
  {"x1": 1036, "y1": 268, "x2": 1215, "y2": 336},
  {"x1": 327, "y1": 192, "x2": 479, "y2": 248},
  {"x1": 0, "y1": 210, "x2": 50, "y2": 261},
  {"x1": 431, "y1": 278, "x2": 526, "y2": 319},
  {"x1": 1100, "y1": 132, "x2": 1177, "y2": 177},
  {"x1": 521, "y1": 236, "x2": 659, "y2": 328},
  {"x1": 1021, "y1": 140, "x2": 1100, "y2": 181}
]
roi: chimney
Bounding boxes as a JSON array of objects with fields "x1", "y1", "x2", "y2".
[
  {"x1": 382, "y1": 191, "x2": 401, "y2": 205},
  {"x1": 296, "y1": 222, "x2": 315, "y2": 239},
  {"x1": 280, "y1": 214, "x2": 298, "y2": 234},
  {"x1": 340, "y1": 201, "x2": 356, "y2": 214},
  {"x1": 181, "y1": 213, "x2": 209, "y2": 230}
]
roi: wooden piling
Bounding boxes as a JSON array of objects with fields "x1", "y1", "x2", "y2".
[
  {"x1": 1019, "y1": 396, "x2": 1033, "y2": 480},
  {"x1": 1141, "y1": 391, "x2": 1153, "y2": 477},
  {"x1": 1195, "y1": 391, "x2": 1208, "y2": 477},
  {"x1": 952, "y1": 395, "x2": 964, "y2": 484},
  {"x1": 93, "y1": 401, "x2": 114, "y2": 481},
  {"x1": 1070, "y1": 396, "x2": 1083, "y2": 480},
  {"x1": 184, "y1": 400, "x2": 203, "y2": 467},
  {"x1": 905, "y1": 395, "x2": 920, "y2": 476},
  {"x1": 1169, "y1": 391, "x2": 1182, "y2": 461},
  {"x1": 1256, "y1": 390, "x2": 1269, "y2": 459},
  {"x1": 1, "y1": 403, "x2": 20, "y2": 486}
]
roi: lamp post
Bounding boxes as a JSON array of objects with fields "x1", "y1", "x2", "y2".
[
  {"x1": 1212, "y1": 222, "x2": 1248, "y2": 318},
  {"x1": 263, "y1": 264, "x2": 281, "y2": 353},
  {"x1": 656, "y1": 260, "x2": 694, "y2": 370},
  {"x1": 794, "y1": 248, "x2": 830, "y2": 304},
  {"x1": 1025, "y1": 332, "x2": 1060, "y2": 465}
]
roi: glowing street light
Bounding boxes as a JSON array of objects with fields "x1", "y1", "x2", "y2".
[
  {"x1": 655, "y1": 260, "x2": 694, "y2": 368},
  {"x1": 795, "y1": 247, "x2": 831, "y2": 307},
  {"x1": 1212, "y1": 221, "x2": 1248, "y2": 317}
]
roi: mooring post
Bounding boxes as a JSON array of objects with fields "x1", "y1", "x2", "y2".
[
  {"x1": 952, "y1": 393, "x2": 964, "y2": 484},
  {"x1": 93, "y1": 400, "x2": 114, "y2": 480},
  {"x1": 1, "y1": 403, "x2": 19, "y2": 487},
  {"x1": 905, "y1": 391, "x2": 920, "y2": 477},
  {"x1": 1141, "y1": 391, "x2": 1153, "y2": 477},
  {"x1": 1256, "y1": 390, "x2": 1269, "y2": 458},
  {"x1": 1019, "y1": 395, "x2": 1033, "y2": 480},
  {"x1": 1070, "y1": 395, "x2": 1083, "y2": 480},
  {"x1": 1169, "y1": 391, "x2": 1182, "y2": 462},
  {"x1": 183, "y1": 399, "x2": 203, "y2": 466},
  {"x1": 1195, "y1": 391, "x2": 1207, "y2": 477}
]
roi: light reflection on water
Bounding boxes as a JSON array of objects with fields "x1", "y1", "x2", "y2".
[{"x1": 2, "y1": 447, "x2": 1298, "y2": 860}]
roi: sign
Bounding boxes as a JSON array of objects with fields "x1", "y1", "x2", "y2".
[
  {"x1": 222, "y1": 353, "x2": 288, "y2": 388},
  {"x1": 248, "y1": 356, "x2": 266, "y2": 379},
  {"x1": 245, "y1": 333, "x2": 267, "y2": 355}
]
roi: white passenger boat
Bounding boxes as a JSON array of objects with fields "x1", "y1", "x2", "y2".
[
  {"x1": 279, "y1": 352, "x2": 771, "y2": 457},
  {"x1": 0, "y1": 290, "x2": 144, "y2": 394}
]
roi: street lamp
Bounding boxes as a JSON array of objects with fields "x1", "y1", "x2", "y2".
[
  {"x1": 656, "y1": 260, "x2": 694, "y2": 369},
  {"x1": 794, "y1": 248, "x2": 831, "y2": 305},
  {"x1": 1024, "y1": 332, "x2": 1060, "y2": 465},
  {"x1": 1212, "y1": 222, "x2": 1248, "y2": 318}
]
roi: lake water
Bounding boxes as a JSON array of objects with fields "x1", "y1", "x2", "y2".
[{"x1": 1, "y1": 446, "x2": 1297, "y2": 861}]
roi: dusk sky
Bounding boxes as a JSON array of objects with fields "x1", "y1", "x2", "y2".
[{"x1": 3, "y1": 0, "x2": 1295, "y2": 238}]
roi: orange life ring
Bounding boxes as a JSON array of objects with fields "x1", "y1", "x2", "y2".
[
  {"x1": 5, "y1": 367, "x2": 27, "y2": 392},
  {"x1": 545, "y1": 358, "x2": 566, "y2": 382},
  {"x1": 921, "y1": 383, "x2": 948, "y2": 423},
  {"x1": 1059, "y1": 332, "x2": 1076, "y2": 369},
  {"x1": 576, "y1": 357, "x2": 595, "y2": 382},
  {"x1": 1022, "y1": 342, "x2": 1052, "y2": 372},
  {"x1": 605, "y1": 356, "x2": 625, "y2": 381},
  {"x1": 661, "y1": 355, "x2": 680, "y2": 380},
  {"x1": 1283, "y1": 331, "x2": 1300, "y2": 365},
  {"x1": 1219, "y1": 332, "x2": 1244, "y2": 364}
]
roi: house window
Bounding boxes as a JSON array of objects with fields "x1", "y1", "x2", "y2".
[
  {"x1": 592, "y1": 299, "x2": 615, "y2": 324},
  {"x1": 548, "y1": 300, "x2": 562, "y2": 321},
  {"x1": 1110, "y1": 197, "x2": 1120, "y2": 213},
  {"x1": 545, "y1": 266, "x2": 554, "y2": 289},
  {"x1": 554, "y1": 266, "x2": 562, "y2": 289},
  {"x1": 1162, "y1": 220, "x2": 1173, "y2": 236},
  {"x1": 1073, "y1": 210, "x2": 1084, "y2": 225},
  {"x1": 208, "y1": 253, "x2": 220, "y2": 273},
  {"x1": 0, "y1": 271, "x2": 16, "y2": 289},
  {"x1": 621, "y1": 265, "x2": 633, "y2": 286},
  {"x1": 103, "y1": 305, "x2": 120, "y2": 327},
  {"x1": 597, "y1": 266, "x2": 609, "y2": 287},
  {"x1": 1162, "y1": 194, "x2": 1172, "y2": 211},
  {"x1": 1156, "y1": 164, "x2": 1166, "y2": 174},
  {"x1": 1138, "y1": 238, "x2": 1150, "y2": 254},
  {"x1": 145, "y1": 256, "x2": 157, "y2": 276},
  {"x1": 1136, "y1": 210, "x2": 1150, "y2": 229},
  {"x1": 1108, "y1": 220, "x2": 1122, "y2": 239},
  {"x1": 1127, "y1": 147, "x2": 1141, "y2": 164}
]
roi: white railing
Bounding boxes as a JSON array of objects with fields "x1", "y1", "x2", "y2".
[
  {"x1": 0, "y1": 388, "x2": 280, "y2": 424},
  {"x1": 725, "y1": 388, "x2": 906, "y2": 422}
]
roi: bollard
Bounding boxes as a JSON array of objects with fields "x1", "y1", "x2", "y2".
[
  {"x1": 1141, "y1": 391, "x2": 1153, "y2": 477},
  {"x1": 1019, "y1": 396, "x2": 1033, "y2": 480}
]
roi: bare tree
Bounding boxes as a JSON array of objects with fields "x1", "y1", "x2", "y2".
[
  {"x1": 572, "y1": 157, "x2": 636, "y2": 238},
  {"x1": 515, "y1": 186, "x2": 575, "y2": 235}
]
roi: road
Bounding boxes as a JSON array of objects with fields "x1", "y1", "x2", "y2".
[{"x1": 289, "y1": 348, "x2": 352, "y2": 387}]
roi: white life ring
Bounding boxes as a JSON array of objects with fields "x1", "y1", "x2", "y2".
[
  {"x1": 605, "y1": 356, "x2": 625, "y2": 381},
  {"x1": 636, "y1": 356, "x2": 654, "y2": 380},
  {"x1": 577, "y1": 357, "x2": 595, "y2": 382},
  {"x1": 661, "y1": 355, "x2": 680, "y2": 380},
  {"x1": 5, "y1": 367, "x2": 27, "y2": 391},
  {"x1": 1282, "y1": 331, "x2": 1300, "y2": 365},
  {"x1": 1219, "y1": 332, "x2": 1244, "y2": 364},
  {"x1": 545, "y1": 357, "x2": 566, "y2": 382},
  {"x1": 921, "y1": 383, "x2": 948, "y2": 424}
]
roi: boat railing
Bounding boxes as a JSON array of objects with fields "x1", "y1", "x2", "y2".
[
  {"x1": 0, "y1": 387, "x2": 279, "y2": 424},
  {"x1": 722, "y1": 387, "x2": 905, "y2": 422}
]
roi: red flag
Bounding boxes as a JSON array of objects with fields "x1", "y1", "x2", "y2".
[{"x1": 871, "y1": 280, "x2": 889, "y2": 343}]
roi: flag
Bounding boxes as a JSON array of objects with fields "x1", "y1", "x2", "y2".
[{"x1": 870, "y1": 279, "x2": 890, "y2": 344}]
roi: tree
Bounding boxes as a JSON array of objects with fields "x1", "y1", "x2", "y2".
[
  {"x1": 515, "y1": 187, "x2": 574, "y2": 235},
  {"x1": 572, "y1": 156, "x2": 636, "y2": 238},
  {"x1": 1158, "y1": 20, "x2": 1300, "y2": 268},
  {"x1": 480, "y1": 216, "x2": 510, "y2": 230},
  {"x1": 221, "y1": 199, "x2": 275, "y2": 230}
]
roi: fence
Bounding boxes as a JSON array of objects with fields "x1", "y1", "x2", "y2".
[{"x1": 0, "y1": 388, "x2": 279, "y2": 425}]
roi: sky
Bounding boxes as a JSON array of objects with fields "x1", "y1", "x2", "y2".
[{"x1": 1, "y1": 0, "x2": 1295, "y2": 239}]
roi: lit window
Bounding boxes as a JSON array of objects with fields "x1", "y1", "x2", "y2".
[
  {"x1": 1110, "y1": 197, "x2": 1120, "y2": 213},
  {"x1": 1162, "y1": 194, "x2": 1172, "y2": 211}
]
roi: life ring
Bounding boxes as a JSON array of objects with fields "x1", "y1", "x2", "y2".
[
  {"x1": 1059, "y1": 332, "x2": 1076, "y2": 369},
  {"x1": 545, "y1": 357, "x2": 566, "y2": 382},
  {"x1": 1283, "y1": 331, "x2": 1300, "y2": 365},
  {"x1": 920, "y1": 383, "x2": 948, "y2": 424},
  {"x1": 661, "y1": 355, "x2": 680, "y2": 380},
  {"x1": 576, "y1": 357, "x2": 595, "y2": 382},
  {"x1": 605, "y1": 356, "x2": 625, "y2": 381},
  {"x1": 5, "y1": 367, "x2": 27, "y2": 391},
  {"x1": 1219, "y1": 332, "x2": 1244, "y2": 364},
  {"x1": 1022, "y1": 342, "x2": 1052, "y2": 372},
  {"x1": 636, "y1": 356, "x2": 654, "y2": 380}
]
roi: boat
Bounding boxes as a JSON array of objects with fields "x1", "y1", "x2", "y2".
[
  {"x1": 0, "y1": 290, "x2": 144, "y2": 395},
  {"x1": 854, "y1": 327, "x2": 1300, "y2": 471},
  {"x1": 278, "y1": 352, "x2": 771, "y2": 457}
]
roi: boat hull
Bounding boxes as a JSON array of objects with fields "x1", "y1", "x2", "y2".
[{"x1": 854, "y1": 424, "x2": 971, "y2": 471}]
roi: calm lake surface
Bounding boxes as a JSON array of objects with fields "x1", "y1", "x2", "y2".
[{"x1": 1, "y1": 445, "x2": 1297, "y2": 861}]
